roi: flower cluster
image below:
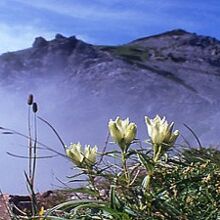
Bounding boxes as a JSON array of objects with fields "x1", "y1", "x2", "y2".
[
  {"x1": 66, "y1": 115, "x2": 179, "y2": 169},
  {"x1": 145, "y1": 115, "x2": 179, "y2": 147},
  {"x1": 108, "y1": 115, "x2": 179, "y2": 162},
  {"x1": 108, "y1": 117, "x2": 137, "y2": 152},
  {"x1": 66, "y1": 143, "x2": 97, "y2": 169}
]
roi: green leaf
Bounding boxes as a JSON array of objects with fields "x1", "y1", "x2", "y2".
[{"x1": 137, "y1": 153, "x2": 154, "y2": 174}]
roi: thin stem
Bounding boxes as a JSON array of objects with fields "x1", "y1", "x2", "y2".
[
  {"x1": 24, "y1": 171, "x2": 37, "y2": 216},
  {"x1": 0, "y1": 126, "x2": 67, "y2": 157},
  {"x1": 28, "y1": 106, "x2": 32, "y2": 180},
  {"x1": 32, "y1": 112, "x2": 38, "y2": 187},
  {"x1": 87, "y1": 171, "x2": 102, "y2": 200},
  {"x1": 37, "y1": 116, "x2": 66, "y2": 152},
  {"x1": 122, "y1": 152, "x2": 130, "y2": 185},
  {"x1": 153, "y1": 145, "x2": 162, "y2": 163},
  {"x1": 98, "y1": 132, "x2": 110, "y2": 164}
]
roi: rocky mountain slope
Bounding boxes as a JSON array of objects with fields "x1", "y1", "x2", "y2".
[
  {"x1": 1, "y1": 29, "x2": 220, "y2": 193},
  {"x1": 1, "y1": 29, "x2": 220, "y2": 138}
]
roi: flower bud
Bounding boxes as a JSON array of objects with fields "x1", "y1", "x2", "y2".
[
  {"x1": 32, "y1": 102, "x2": 38, "y2": 113},
  {"x1": 27, "y1": 94, "x2": 33, "y2": 105}
]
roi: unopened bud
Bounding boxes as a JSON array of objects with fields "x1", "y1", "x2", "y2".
[
  {"x1": 27, "y1": 94, "x2": 33, "y2": 105},
  {"x1": 32, "y1": 102, "x2": 38, "y2": 113}
]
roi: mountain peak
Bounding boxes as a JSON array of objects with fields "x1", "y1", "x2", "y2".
[
  {"x1": 55, "y1": 33, "x2": 66, "y2": 40},
  {"x1": 159, "y1": 29, "x2": 190, "y2": 36},
  {"x1": 132, "y1": 29, "x2": 191, "y2": 43}
]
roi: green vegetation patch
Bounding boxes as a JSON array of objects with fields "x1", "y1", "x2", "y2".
[{"x1": 100, "y1": 45, "x2": 149, "y2": 62}]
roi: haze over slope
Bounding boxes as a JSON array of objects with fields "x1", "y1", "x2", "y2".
[{"x1": 0, "y1": 29, "x2": 220, "y2": 193}]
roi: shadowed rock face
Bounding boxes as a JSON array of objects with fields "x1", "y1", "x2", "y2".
[{"x1": 1, "y1": 29, "x2": 220, "y2": 193}]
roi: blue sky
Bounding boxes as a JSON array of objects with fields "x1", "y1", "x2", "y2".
[{"x1": 0, "y1": 0, "x2": 220, "y2": 53}]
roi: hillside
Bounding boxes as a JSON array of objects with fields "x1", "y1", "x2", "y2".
[{"x1": 1, "y1": 29, "x2": 220, "y2": 193}]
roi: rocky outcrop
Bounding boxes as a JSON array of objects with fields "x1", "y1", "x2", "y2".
[{"x1": 32, "y1": 37, "x2": 48, "y2": 48}]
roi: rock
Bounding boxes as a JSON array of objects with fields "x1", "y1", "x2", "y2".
[
  {"x1": 0, "y1": 194, "x2": 10, "y2": 220},
  {"x1": 55, "y1": 33, "x2": 66, "y2": 40},
  {"x1": 32, "y1": 36, "x2": 48, "y2": 48}
]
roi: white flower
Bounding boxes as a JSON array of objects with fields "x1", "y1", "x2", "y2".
[
  {"x1": 84, "y1": 145, "x2": 98, "y2": 166},
  {"x1": 66, "y1": 142, "x2": 97, "y2": 168},
  {"x1": 145, "y1": 115, "x2": 179, "y2": 146},
  {"x1": 108, "y1": 116, "x2": 137, "y2": 151}
]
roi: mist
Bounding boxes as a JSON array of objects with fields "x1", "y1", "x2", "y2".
[
  {"x1": 0, "y1": 74, "x2": 149, "y2": 194},
  {"x1": 0, "y1": 69, "x2": 219, "y2": 194}
]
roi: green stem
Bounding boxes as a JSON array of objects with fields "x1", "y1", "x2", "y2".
[
  {"x1": 88, "y1": 171, "x2": 101, "y2": 200},
  {"x1": 145, "y1": 174, "x2": 152, "y2": 192},
  {"x1": 144, "y1": 173, "x2": 154, "y2": 215},
  {"x1": 144, "y1": 144, "x2": 162, "y2": 192},
  {"x1": 122, "y1": 151, "x2": 130, "y2": 185},
  {"x1": 153, "y1": 145, "x2": 162, "y2": 163}
]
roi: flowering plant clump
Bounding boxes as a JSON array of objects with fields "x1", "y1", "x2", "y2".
[
  {"x1": 66, "y1": 142, "x2": 97, "y2": 168},
  {"x1": 9, "y1": 111, "x2": 220, "y2": 220},
  {"x1": 108, "y1": 116, "x2": 137, "y2": 184}
]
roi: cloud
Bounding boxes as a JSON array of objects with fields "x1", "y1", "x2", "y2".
[
  {"x1": 13, "y1": 0, "x2": 147, "y2": 21},
  {"x1": 12, "y1": 0, "x2": 206, "y2": 31}
]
